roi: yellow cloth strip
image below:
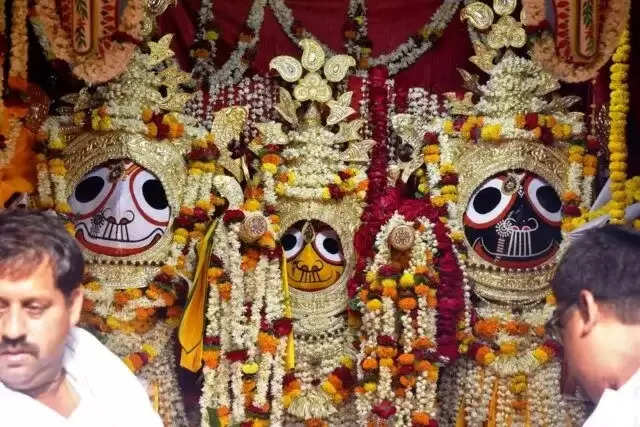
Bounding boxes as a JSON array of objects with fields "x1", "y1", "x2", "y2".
[
  {"x1": 281, "y1": 255, "x2": 295, "y2": 370},
  {"x1": 178, "y1": 219, "x2": 218, "y2": 372}
]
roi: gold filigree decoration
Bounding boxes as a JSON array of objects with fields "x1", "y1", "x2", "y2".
[
  {"x1": 326, "y1": 91, "x2": 355, "y2": 126},
  {"x1": 470, "y1": 40, "x2": 499, "y2": 73},
  {"x1": 145, "y1": 34, "x2": 175, "y2": 67},
  {"x1": 391, "y1": 113, "x2": 428, "y2": 182},
  {"x1": 294, "y1": 72, "x2": 332, "y2": 103},
  {"x1": 460, "y1": 2, "x2": 494, "y2": 30},
  {"x1": 213, "y1": 175, "x2": 244, "y2": 209},
  {"x1": 323, "y1": 55, "x2": 357, "y2": 82},
  {"x1": 493, "y1": 0, "x2": 517, "y2": 16},
  {"x1": 299, "y1": 39, "x2": 325, "y2": 72},
  {"x1": 210, "y1": 106, "x2": 248, "y2": 181},
  {"x1": 269, "y1": 56, "x2": 303, "y2": 82},
  {"x1": 487, "y1": 16, "x2": 526, "y2": 50},
  {"x1": 274, "y1": 88, "x2": 300, "y2": 126}
]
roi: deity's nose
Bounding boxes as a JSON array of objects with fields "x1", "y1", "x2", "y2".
[{"x1": 295, "y1": 244, "x2": 323, "y2": 271}]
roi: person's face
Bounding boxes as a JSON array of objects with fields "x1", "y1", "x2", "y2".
[
  {"x1": 557, "y1": 291, "x2": 611, "y2": 402},
  {"x1": 0, "y1": 260, "x2": 82, "y2": 391}
]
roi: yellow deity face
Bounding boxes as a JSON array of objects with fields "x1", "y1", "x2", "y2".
[{"x1": 282, "y1": 220, "x2": 345, "y2": 291}]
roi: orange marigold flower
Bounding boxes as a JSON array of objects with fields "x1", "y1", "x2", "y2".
[
  {"x1": 202, "y1": 350, "x2": 219, "y2": 369},
  {"x1": 243, "y1": 380, "x2": 256, "y2": 393},
  {"x1": 261, "y1": 154, "x2": 283, "y2": 166},
  {"x1": 398, "y1": 353, "x2": 415, "y2": 365},
  {"x1": 362, "y1": 357, "x2": 378, "y2": 370},
  {"x1": 400, "y1": 375, "x2": 416, "y2": 387},
  {"x1": 415, "y1": 360, "x2": 433, "y2": 373},
  {"x1": 328, "y1": 374, "x2": 342, "y2": 390},
  {"x1": 412, "y1": 412, "x2": 431, "y2": 425},
  {"x1": 305, "y1": 419, "x2": 327, "y2": 427},
  {"x1": 474, "y1": 319, "x2": 499, "y2": 339},
  {"x1": 130, "y1": 353, "x2": 144, "y2": 370},
  {"x1": 414, "y1": 284, "x2": 430, "y2": 296},
  {"x1": 258, "y1": 332, "x2": 279, "y2": 354},
  {"x1": 218, "y1": 283, "x2": 232, "y2": 300},
  {"x1": 533, "y1": 326, "x2": 546, "y2": 337},
  {"x1": 398, "y1": 297, "x2": 417, "y2": 311},
  {"x1": 217, "y1": 407, "x2": 230, "y2": 417},
  {"x1": 382, "y1": 287, "x2": 397, "y2": 299},
  {"x1": 413, "y1": 337, "x2": 433, "y2": 349}
]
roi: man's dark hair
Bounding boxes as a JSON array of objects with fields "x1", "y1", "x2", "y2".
[
  {"x1": 552, "y1": 225, "x2": 640, "y2": 323},
  {"x1": 0, "y1": 210, "x2": 84, "y2": 296}
]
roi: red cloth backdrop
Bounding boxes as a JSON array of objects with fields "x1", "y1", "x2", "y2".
[
  {"x1": 157, "y1": 0, "x2": 475, "y2": 94},
  {"x1": 157, "y1": 1, "x2": 639, "y2": 175}
]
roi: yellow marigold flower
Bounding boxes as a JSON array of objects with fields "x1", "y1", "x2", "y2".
[
  {"x1": 99, "y1": 117, "x2": 112, "y2": 131},
  {"x1": 441, "y1": 185, "x2": 457, "y2": 195},
  {"x1": 568, "y1": 145, "x2": 585, "y2": 155},
  {"x1": 583, "y1": 167, "x2": 596, "y2": 177},
  {"x1": 288, "y1": 172, "x2": 296, "y2": 185},
  {"x1": 64, "y1": 222, "x2": 75, "y2": 236},
  {"x1": 123, "y1": 357, "x2": 136, "y2": 372},
  {"x1": 341, "y1": 356, "x2": 354, "y2": 369},
  {"x1": 533, "y1": 347, "x2": 549, "y2": 364},
  {"x1": 440, "y1": 163, "x2": 455, "y2": 174},
  {"x1": 431, "y1": 195, "x2": 446, "y2": 207},
  {"x1": 417, "y1": 183, "x2": 429, "y2": 194},
  {"x1": 610, "y1": 161, "x2": 627, "y2": 172},
  {"x1": 321, "y1": 187, "x2": 331, "y2": 200},
  {"x1": 243, "y1": 199, "x2": 261, "y2": 212},
  {"x1": 366, "y1": 299, "x2": 382, "y2": 311},
  {"x1": 261, "y1": 163, "x2": 277, "y2": 174},
  {"x1": 321, "y1": 380, "x2": 336, "y2": 395},
  {"x1": 381, "y1": 279, "x2": 397, "y2": 288},
  {"x1": 399, "y1": 273, "x2": 415, "y2": 288},
  {"x1": 365, "y1": 271, "x2": 377, "y2": 283},
  {"x1": 545, "y1": 293, "x2": 557, "y2": 305},
  {"x1": 424, "y1": 145, "x2": 440, "y2": 155},
  {"x1": 442, "y1": 120, "x2": 454, "y2": 134},
  {"x1": 241, "y1": 362, "x2": 259, "y2": 375},
  {"x1": 363, "y1": 382, "x2": 377, "y2": 392},
  {"x1": 633, "y1": 219, "x2": 640, "y2": 230},
  {"x1": 612, "y1": 191, "x2": 627, "y2": 202},
  {"x1": 142, "y1": 344, "x2": 158, "y2": 358},
  {"x1": 275, "y1": 183, "x2": 285, "y2": 195},
  {"x1": 483, "y1": 352, "x2": 495, "y2": 365},
  {"x1": 515, "y1": 114, "x2": 525, "y2": 128},
  {"x1": 84, "y1": 281, "x2": 102, "y2": 291},
  {"x1": 500, "y1": 341, "x2": 518, "y2": 356}
]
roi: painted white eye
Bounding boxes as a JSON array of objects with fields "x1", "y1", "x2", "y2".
[
  {"x1": 464, "y1": 177, "x2": 516, "y2": 228},
  {"x1": 282, "y1": 228, "x2": 304, "y2": 260},
  {"x1": 313, "y1": 229, "x2": 343, "y2": 265},
  {"x1": 526, "y1": 177, "x2": 561, "y2": 226},
  {"x1": 69, "y1": 166, "x2": 114, "y2": 219},
  {"x1": 130, "y1": 169, "x2": 170, "y2": 226}
]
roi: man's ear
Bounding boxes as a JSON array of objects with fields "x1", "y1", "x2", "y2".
[
  {"x1": 577, "y1": 289, "x2": 600, "y2": 336},
  {"x1": 67, "y1": 287, "x2": 84, "y2": 326}
]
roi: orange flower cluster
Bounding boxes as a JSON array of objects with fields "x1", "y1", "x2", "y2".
[
  {"x1": 473, "y1": 318, "x2": 532, "y2": 339},
  {"x1": 257, "y1": 332, "x2": 279, "y2": 354}
]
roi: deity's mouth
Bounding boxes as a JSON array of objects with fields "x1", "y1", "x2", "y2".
[
  {"x1": 289, "y1": 268, "x2": 342, "y2": 291},
  {"x1": 473, "y1": 237, "x2": 558, "y2": 269},
  {"x1": 75, "y1": 225, "x2": 164, "y2": 257}
]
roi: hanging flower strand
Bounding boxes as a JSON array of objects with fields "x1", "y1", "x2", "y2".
[{"x1": 607, "y1": 25, "x2": 630, "y2": 224}]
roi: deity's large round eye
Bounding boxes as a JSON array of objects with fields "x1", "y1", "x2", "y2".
[
  {"x1": 526, "y1": 176, "x2": 562, "y2": 226},
  {"x1": 313, "y1": 229, "x2": 343, "y2": 265},
  {"x1": 130, "y1": 169, "x2": 170, "y2": 225},
  {"x1": 464, "y1": 177, "x2": 516, "y2": 228},
  {"x1": 69, "y1": 166, "x2": 114, "y2": 218},
  {"x1": 282, "y1": 228, "x2": 304, "y2": 260}
]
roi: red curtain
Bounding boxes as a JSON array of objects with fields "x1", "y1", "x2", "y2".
[{"x1": 157, "y1": 0, "x2": 474, "y2": 93}]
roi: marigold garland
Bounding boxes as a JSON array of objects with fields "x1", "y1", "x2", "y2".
[{"x1": 607, "y1": 26, "x2": 630, "y2": 224}]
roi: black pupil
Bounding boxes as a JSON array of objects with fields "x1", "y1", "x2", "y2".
[
  {"x1": 473, "y1": 187, "x2": 502, "y2": 214},
  {"x1": 142, "y1": 179, "x2": 168, "y2": 210},
  {"x1": 75, "y1": 176, "x2": 105, "y2": 203},
  {"x1": 536, "y1": 185, "x2": 561, "y2": 212},
  {"x1": 323, "y1": 237, "x2": 339, "y2": 254},
  {"x1": 282, "y1": 233, "x2": 297, "y2": 251}
]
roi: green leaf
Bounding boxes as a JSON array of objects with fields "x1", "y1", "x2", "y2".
[{"x1": 207, "y1": 408, "x2": 221, "y2": 427}]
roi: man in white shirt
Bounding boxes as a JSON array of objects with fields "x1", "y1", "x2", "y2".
[
  {"x1": 549, "y1": 225, "x2": 640, "y2": 426},
  {"x1": 0, "y1": 210, "x2": 163, "y2": 426}
]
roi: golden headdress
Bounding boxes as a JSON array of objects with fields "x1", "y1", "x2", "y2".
[
  {"x1": 254, "y1": 39, "x2": 374, "y2": 324},
  {"x1": 393, "y1": 49, "x2": 587, "y2": 305},
  {"x1": 36, "y1": 34, "x2": 247, "y2": 286}
]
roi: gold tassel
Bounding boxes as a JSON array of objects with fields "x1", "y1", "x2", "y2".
[
  {"x1": 178, "y1": 219, "x2": 218, "y2": 372},
  {"x1": 281, "y1": 254, "x2": 295, "y2": 370}
]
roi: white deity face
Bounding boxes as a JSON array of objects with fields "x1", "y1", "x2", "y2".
[{"x1": 69, "y1": 160, "x2": 170, "y2": 257}]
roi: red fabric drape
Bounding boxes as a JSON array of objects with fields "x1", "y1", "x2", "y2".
[{"x1": 157, "y1": 0, "x2": 474, "y2": 93}]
